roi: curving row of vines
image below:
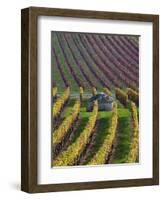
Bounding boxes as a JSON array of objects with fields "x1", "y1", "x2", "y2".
[{"x1": 53, "y1": 101, "x2": 98, "y2": 166}]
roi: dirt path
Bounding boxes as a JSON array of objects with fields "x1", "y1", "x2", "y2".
[
  {"x1": 106, "y1": 127, "x2": 119, "y2": 164},
  {"x1": 52, "y1": 117, "x2": 81, "y2": 160},
  {"x1": 52, "y1": 98, "x2": 70, "y2": 131},
  {"x1": 61, "y1": 118, "x2": 82, "y2": 152},
  {"x1": 108, "y1": 111, "x2": 133, "y2": 164},
  {"x1": 76, "y1": 120, "x2": 99, "y2": 165}
]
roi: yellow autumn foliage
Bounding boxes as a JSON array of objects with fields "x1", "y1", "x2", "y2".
[
  {"x1": 53, "y1": 101, "x2": 98, "y2": 166},
  {"x1": 53, "y1": 99, "x2": 81, "y2": 145},
  {"x1": 88, "y1": 102, "x2": 118, "y2": 165},
  {"x1": 53, "y1": 87, "x2": 70, "y2": 118}
]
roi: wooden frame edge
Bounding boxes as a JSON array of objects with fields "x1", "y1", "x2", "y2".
[
  {"x1": 152, "y1": 15, "x2": 159, "y2": 185},
  {"x1": 21, "y1": 8, "x2": 30, "y2": 193},
  {"x1": 21, "y1": 7, "x2": 159, "y2": 193},
  {"x1": 21, "y1": 7, "x2": 38, "y2": 193}
]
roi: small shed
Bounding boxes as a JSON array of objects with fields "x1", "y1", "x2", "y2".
[{"x1": 87, "y1": 93, "x2": 114, "y2": 112}]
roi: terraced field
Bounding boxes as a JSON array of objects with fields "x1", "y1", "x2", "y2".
[{"x1": 51, "y1": 32, "x2": 139, "y2": 167}]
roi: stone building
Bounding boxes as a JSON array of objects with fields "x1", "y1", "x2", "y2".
[{"x1": 87, "y1": 93, "x2": 114, "y2": 112}]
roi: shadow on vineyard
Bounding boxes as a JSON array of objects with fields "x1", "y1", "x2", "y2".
[
  {"x1": 112, "y1": 109, "x2": 132, "y2": 164},
  {"x1": 84, "y1": 113, "x2": 112, "y2": 164}
]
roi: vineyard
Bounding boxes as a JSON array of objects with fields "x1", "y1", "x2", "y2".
[{"x1": 52, "y1": 32, "x2": 139, "y2": 167}]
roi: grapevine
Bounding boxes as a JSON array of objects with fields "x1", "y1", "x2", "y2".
[
  {"x1": 53, "y1": 87, "x2": 70, "y2": 118},
  {"x1": 92, "y1": 87, "x2": 97, "y2": 96},
  {"x1": 88, "y1": 102, "x2": 118, "y2": 165},
  {"x1": 103, "y1": 87, "x2": 112, "y2": 96},
  {"x1": 52, "y1": 87, "x2": 57, "y2": 97},
  {"x1": 127, "y1": 102, "x2": 139, "y2": 163},
  {"x1": 127, "y1": 88, "x2": 139, "y2": 106},
  {"x1": 115, "y1": 88, "x2": 128, "y2": 106},
  {"x1": 53, "y1": 99, "x2": 81, "y2": 145},
  {"x1": 79, "y1": 86, "x2": 84, "y2": 101},
  {"x1": 53, "y1": 101, "x2": 98, "y2": 166}
]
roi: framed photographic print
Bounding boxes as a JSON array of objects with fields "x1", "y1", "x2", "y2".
[{"x1": 21, "y1": 7, "x2": 159, "y2": 193}]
